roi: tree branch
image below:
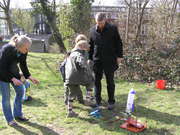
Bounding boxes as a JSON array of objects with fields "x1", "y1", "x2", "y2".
[
  {"x1": 0, "y1": 2, "x2": 5, "y2": 9},
  {"x1": 124, "y1": 0, "x2": 131, "y2": 7},
  {"x1": 7, "y1": 0, "x2": 10, "y2": 8},
  {"x1": 2, "y1": 0, "x2": 7, "y2": 7}
]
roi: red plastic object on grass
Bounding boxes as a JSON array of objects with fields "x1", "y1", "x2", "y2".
[
  {"x1": 120, "y1": 117, "x2": 147, "y2": 133},
  {"x1": 156, "y1": 80, "x2": 166, "y2": 90}
]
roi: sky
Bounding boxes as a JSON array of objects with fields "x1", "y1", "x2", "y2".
[{"x1": 9, "y1": 0, "x2": 119, "y2": 9}]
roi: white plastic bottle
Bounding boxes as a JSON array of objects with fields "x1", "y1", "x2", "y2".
[{"x1": 126, "y1": 88, "x2": 136, "y2": 114}]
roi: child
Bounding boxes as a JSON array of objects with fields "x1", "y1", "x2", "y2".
[
  {"x1": 9, "y1": 63, "x2": 33, "y2": 102},
  {"x1": 74, "y1": 34, "x2": 94, "y2": 101},
  {"x1": 60, "y1": 35, "x2": 94, "y2": 106},
  {"x1": 60, "y1": 51, "x2": 84, "y2": 105},
  {"x1": 20, "y1": 73, "x2": 32, "y2": 102},
  {"x1": 64, "y1": 40, "x2": 94, "y2": 117}
]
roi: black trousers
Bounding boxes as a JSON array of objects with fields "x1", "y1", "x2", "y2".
[{"x1": 94, "y1": 63, "x2": 115, "y2": 105}]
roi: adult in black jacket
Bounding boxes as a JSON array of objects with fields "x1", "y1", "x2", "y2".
[
  {"x1": 0, "y1": 35, "x2": 39, "y2": 126},
  {"x1": 89, "y1": 13, "x2": 123, "y2": 110}
]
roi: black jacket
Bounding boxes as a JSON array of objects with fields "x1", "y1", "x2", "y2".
[
  {"x1": 0, "y1": 44, "x2": 31, "y2": 82},
  {"x1": 89, "y1": 22, "x2": 123, "y2": 71}
]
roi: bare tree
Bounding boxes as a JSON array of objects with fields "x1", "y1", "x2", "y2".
[
  {"x1": 167, "y1": 0, "x2": 178, "y2": 31},
  {"x1": 135, "y1": 0, "x2": 150, "y2": 42},
  {"x1": 0, "y1": 0, "x2": 14, "y2": 35},
  {"x1": 117, "y1": 0, "x2": 150, "y2": 45},
  {"x1": 149, "y1": 0, "x2": 179, "y2": 44},
  {"x1": 124, "y1": 0, "x2": 132, "y2": 43}
]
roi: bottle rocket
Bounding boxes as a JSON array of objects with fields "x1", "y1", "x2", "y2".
[{"x1": 126, "y1": 88, "x2": 136, "y2": 114}]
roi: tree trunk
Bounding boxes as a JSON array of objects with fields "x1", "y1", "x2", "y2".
[
  {"x1": 0, "y1": 0, "x2": 14, "y2": 35},
  {"x1": 135, "y1": 0, "x2": 149, "y2": 43},
  {"x1": 168, "y1": 0, "x2": 178, "y2": 29},
  {"x1": 124, "y1": 0, "x2": 132, "y2": 43},
  {"x1": 40, "y1": 0, "x2": 66, "y2": 53},
  {"x1": 51, "y1": 23, "x2": 67, "y2": 53},
  {"x1": 5, "y1": 9, "x2": 14, "y2": 35}
]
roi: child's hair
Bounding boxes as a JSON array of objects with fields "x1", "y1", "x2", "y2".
[
  {"x1": 75, "y1": 34, "x2": 88, "y2": 44},
  {"x1": 75, "y1": 40, "x2": 89, "y2": 49}
]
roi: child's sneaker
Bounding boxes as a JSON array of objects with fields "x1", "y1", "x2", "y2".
[
  {"x1": 67, "y1": 111, "x2": 78, "y2": 118},
  {"x1": 26, "y1": 96, "x2": 33, "y2": 101},
  {"x1": 24, "y1": 96, "x2": 33, "y2": 102}
]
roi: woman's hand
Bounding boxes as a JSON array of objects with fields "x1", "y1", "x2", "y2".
[
  {"x1": 11, "y1": 77, "x2": 23, "y2": 86},
  {"x1": 28, "y1": 76, "x2": 40, "y2": 84}
]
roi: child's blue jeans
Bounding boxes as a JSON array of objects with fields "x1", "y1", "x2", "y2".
[
  {"x1": 0, "y1": 81, "x2": 24, "y2": 123},
  {"x1": 22, "y1": 81, "x2": 30, "y2": 101}
]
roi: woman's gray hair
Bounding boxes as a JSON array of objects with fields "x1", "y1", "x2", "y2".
[
  {"x1": 95, "y1": 12, "x2": 106, "y2": 22},
  {"x1": 10, "y1": 34, "x2": 32, "y2": 47}
]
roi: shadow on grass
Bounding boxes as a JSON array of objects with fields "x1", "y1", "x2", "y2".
[
  {"x1": 145, "y1": 128, "x2": 174, "y2": 135},
  {"x1": 135, "y1": 105, "x2": 180, "y2": 126},
  {"x1": 76, "y1": 92, "x2": 179, "y2": 134},
  {"x1": 11, "y1": 124, "x2": 38, "y2": 135},
  {"x1": 115, "y1": 93, "x2": 180, "y2": 126},
  {"x1": 77, "y1": 105, "x2": 175, "y2": 135},
  {"x1": 12, "y1": 121, "x2": 60, "y2": 135},
  {"x1": 23, "y1": 121, "x2": 60, "y2": 135},
  {"x1": 23, "y1": 98, "x2": 47, "y2": 107}
]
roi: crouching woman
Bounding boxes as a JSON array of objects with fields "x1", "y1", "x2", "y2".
[{"x1": 0, "y1": 35, "x2": 39, "y2": 126}]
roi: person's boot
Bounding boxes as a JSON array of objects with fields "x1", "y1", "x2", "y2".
[
  {"x1": 67, "y1": 99, "x2": 78, "y2": 117},
  {"x1": 107, "y1": 103, "x2": 115, "y2": 110},
  {"x1": 26, "y1": 96, "x2": 33, "y2": 101}
]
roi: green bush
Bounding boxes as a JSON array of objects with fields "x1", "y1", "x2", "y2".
[{"x1": 117, "y1": 44, "x2": 180, "y2": 87}]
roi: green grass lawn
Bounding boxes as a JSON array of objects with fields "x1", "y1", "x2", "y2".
[{"x1": 0, "y1": 52, "x2": 179, "y2": 135}]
